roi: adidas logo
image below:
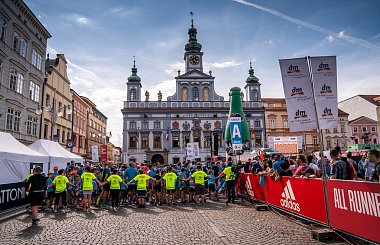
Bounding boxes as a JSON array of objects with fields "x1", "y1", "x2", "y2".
[
  {"x1": 280, "y1": 180, "x2": 301, "y2": 212},
  {"x1": 245, "y1": 177, "x2": 255, "y2": 198}
]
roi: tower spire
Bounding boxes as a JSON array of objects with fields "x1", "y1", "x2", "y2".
[
  {"x1": 190, "y1": 11, "x2": 194, "y2": 28},
  {"x1": 185, "y1": 11, "x2": 202, "y2": 53},
  {"x1": 133, "y1": 55, "x2": 136, "y2": 68}
]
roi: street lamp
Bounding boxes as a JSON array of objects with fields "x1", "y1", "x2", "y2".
[{"x1": 36, "y1": 102, "x2": 72, "y2": 141}]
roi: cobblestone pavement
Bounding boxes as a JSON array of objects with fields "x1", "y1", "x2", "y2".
[{"x1": 0, "y1": 201, "x2": 347, "y2": 245}]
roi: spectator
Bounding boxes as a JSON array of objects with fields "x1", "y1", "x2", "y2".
[
  {"x1": 364, "y1": 155, "x2": 375, "y2": 181},
  {"x1": 251, "y1": 160, "x2": 263, "y2": 174},
  {"x1": 368, "y1": 149, "x2": 380, "y2": 182},
  {"x1": 272, "y1": 154, "x2": 284, "y2": 175},
  {"x1": 317, "y1": 156, "x2": 330, "y2": 176},
  {"x1": 293, "y1": 155, "x2": 308, "y2": 176},
  {"x1": 308, "y1": 155, "x2": 320, "y2": 177},
  {"x1": 301, "y1": 167, "x2": 317, "y2": 178},
  {"x1": 357, "y1": 155, "x2": 367, "y2": 179},
  {"x1": 278, "y1": 161, "x2": 293, "y2": 177},
  {"x1": 330, "y1": 149, "x2": 347, "y2": 180},
  {"x1": 347, "y1": 152, "x2": 358, "y2": 172},
  {"x1": 244, "y1": 159, "x2": 251, "y2": 173}
]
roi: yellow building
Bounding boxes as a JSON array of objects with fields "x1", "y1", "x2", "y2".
[{"x1": 38, "y1": 54, "x2": 73, "y2": 149}]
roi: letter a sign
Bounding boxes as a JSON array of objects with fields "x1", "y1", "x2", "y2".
[{"x1": 230, "y1": 117, "x2": 242, "y2": 150}]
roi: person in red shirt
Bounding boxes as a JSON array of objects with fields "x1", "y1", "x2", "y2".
[{"x1": 293, "y1": 154, "x2": 308, "y2": 176}]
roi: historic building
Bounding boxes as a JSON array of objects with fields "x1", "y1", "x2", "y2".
[
  {"x1": 71, "y1": 89, "x2": 90, "y2": 157},
  {"x1": 122, "y1": 18, "x2": 265, "y2": 164},
  {"x1": 38, "y1": 54, "x2": 73, "y2": 149},
  {"x1": 339, "y1": 95, "x2": 380, "y2": 124},
  {"x1": 323, "y1": 109, "x2": 350, "y2": 151},
  {"x1": 0, "y1": 0, "x2": 51, "y2": 144},
  {"x1": 348, "y1": 116, "x2": 379, "y2": 145}
]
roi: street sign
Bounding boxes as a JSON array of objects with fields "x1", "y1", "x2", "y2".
[{"x1": 230, "y1": 117, "x2": 242, "y2": 150}]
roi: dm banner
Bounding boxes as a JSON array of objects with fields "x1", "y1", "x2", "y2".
[
  {"x1": 279, "y1": 58, "x2": 318, "y2": 132},
  {"x1": 309, "y1": 56, "x2": 338, "y2": 129}
]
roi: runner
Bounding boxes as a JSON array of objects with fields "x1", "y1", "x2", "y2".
[
  {"x1": 79, "y1": 166, "x2": 102, "y2": 212},
  {"x1": 178, "y1": 167, "x2": 188, "y2": 203},
  {"x1": 152, "y1": 169, "x2": 162, "y2": 205},
  {"x1": 126, "y1": 169, "x2": 154, "y2": 208},
  {"x1": 190, "y1": 165, "x2": 213, "y2": 204},
  {"x1": 218, "y1": 161, "x2": 236, "y2": 205},
  {"x1": 208, "y1": 169, "x2": 216, "y2": 201},
  {"x1": 96, "y1": 162, "x2": 111, "y2": 208},
  {"x1": 45, "y1": 172, "x2": 54, "y2": 211},
  {"x1": 102, "y1": 169, "x2": 125, "y2": 211},
  {"x1": 163, "y1": 167, "x2": 177, "y2": 205},
  {"x1": 125, "y1": 162, "x2": 138, "y2": 205},
  {"x1": 26, "y1": 167, "x2": 46, "y2": 225},
  {"x1": 48, "y1": 169, "x2": 75, "y2": 213}
]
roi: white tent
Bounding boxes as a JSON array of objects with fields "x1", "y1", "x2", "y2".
[
  {"x1": 0, "y1": 132, "x2": 49, "y2": 185},
  {"x1": 29, "y1": 139, "x2": 83, "y2": 171}
]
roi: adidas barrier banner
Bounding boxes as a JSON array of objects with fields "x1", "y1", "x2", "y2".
[
  {"x1": 0, "y1": 182, "x2": 28, "y2": 212},
  {"x1": 309, "y1": 56, "x2": 338, "y2": 129},
  {"x1": 279, "y1": 58, "x2": 318, "y2": 132},
  {"x1": 265, "y1": 176, "x2": 328, "y2": 224},
  {"x1": 327, "y1": 180, "x2": 380, "y2": 243},
  {"x1": 238, "y1": 174, "x2": 266, "y2": 202}
]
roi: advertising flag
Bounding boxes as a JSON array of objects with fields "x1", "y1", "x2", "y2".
[
  {"x1": 100, "y1": 144, "x2": 107, "y2": 162},
  {"x1": 309, "y1": 56, "x2": 338, "y2": 129},
  {"x1": 279, "y1": 58, "x2": 318, "y2": 132},
  {"x1": 91, "y1": 145, "x2": 99, "y2": 162}
]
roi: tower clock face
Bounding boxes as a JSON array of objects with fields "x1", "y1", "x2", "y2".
[{"x1": 190, "y1": 55, "x2": 200, "y2": 65}]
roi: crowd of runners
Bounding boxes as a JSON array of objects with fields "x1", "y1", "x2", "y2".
[{"x1": 25, "y1": 158, "x2": 238, "y2": 225}]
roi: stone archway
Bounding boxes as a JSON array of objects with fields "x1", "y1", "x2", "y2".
[{"x1": 151, "y1": 154, "x2": 164, "y2": 164}]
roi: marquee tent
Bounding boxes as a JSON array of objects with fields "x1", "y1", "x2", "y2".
[
  {"x1": 0, "y1": 132, "x2": 49, "y2": 184},
  {"x1": 29, "y1": 139, "x2": 83, "y2": 171}
]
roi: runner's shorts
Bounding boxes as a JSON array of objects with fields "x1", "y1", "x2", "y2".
[
  {"x1": 137, "y1": 190, "x2": 147, "y2": 197},
  {"x1": 195, "y1": 184, "x2": 205, "y2": 195},
  {"x1": 30, "y1": 191, "x2": 44, "y2": 206}
]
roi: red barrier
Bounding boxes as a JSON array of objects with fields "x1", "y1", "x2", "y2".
[
  {"x1": 326, "y1": 180, "x2": 380, "y2": 243},
  {"x1": 238, "y1": 174, "x2": 266, "y2": 202},
  {"x1": 265, "y1": 176, "x2": 328, "y2": 224}
]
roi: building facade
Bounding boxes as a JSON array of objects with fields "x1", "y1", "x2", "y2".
[
  {"x1": 122, "y1": 19, "x2": 265, "y2": 164},
  {"x1": 71, "y1": 89, "x2": 90, "y2": 157},
  {"x1": 339, "y1": 95, "x2": 380, "y2": 124},
  {"x1": 39, "y1": 54, "x2": 72, "y2": 148},
  {"x1": 323, "y1": 109, "x2": 350, "y2": 151},
  {"x1": 348, "y1": 116, "x2": 379, "y2": 145},
  {"x1": 0, "y1": 0, "x2": 51, "y2": 144},
  {"x1": 262, "y1": 98, "x2": 320, "y2": 153}
]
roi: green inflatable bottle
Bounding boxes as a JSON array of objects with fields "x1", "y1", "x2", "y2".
[{"x1": 225, "y1": 87, "x2": 250, "y2": 145}]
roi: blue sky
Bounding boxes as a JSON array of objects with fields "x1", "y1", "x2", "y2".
[{"x1": 24, "y1": 0, "x2": 380, "y2": 147}]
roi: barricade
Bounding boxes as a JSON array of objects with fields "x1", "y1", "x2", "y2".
[
  {"x1": 239, "y1": 174, "x2": 380, "y2": 243},
  {"x1": 0, "y1": 182, "x2": 28, "y2": 213}
]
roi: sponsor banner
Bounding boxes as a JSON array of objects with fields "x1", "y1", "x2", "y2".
[
  {"x1": 238, "y1": 174, "x2": 266, "y2": 202},
  {"x1": 0, "y1": 182, "x2": 28, "y2": 212},
  {"x1": 265, "y1": 176, "x2": 328, "y2": 224},
  {"x1": 230, "y1": 117, "x2": 243, "y2": 150},
  {"x1": 100, "y1": 144, "x2": 107, "y2": 162},
  {"x1": 91, "y1": 145, "x2": 99, "y2": 162},
  {"x1": 309, "y1": 56, "x2": 338, "y2": 129},
  {"x1": 279, "y1": 58, "x2": 318, "y2": 132},
  {"x1": 327, "y1": 180, "x2": 380, "y2": 243},
  {"x1": 273, "y1": 136, "x2": 299, "y2": 154},
  {"x1": 186, "y1": 142, "x2": 200, "y2": 160}
]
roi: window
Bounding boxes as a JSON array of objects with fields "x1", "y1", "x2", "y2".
[
  {"x1": 154, "y1": 121, "x2": 161, "y2": 129},
  {"x1": 269, "y1": 118, "x2": 276, "y2": 129},
  {"x1": 13, "y1": 32, "x2": 26, "y2": 57},
  {"x1": 0, "y1": 17, "x2": 5, "y2": 41},
  {"x1": 325, "y1": 129, "x2": 330, "y2": 134},
  {"x1": 9, "y1": 70, "x2": 17, "y2": 91},
  {"x1": 89, "y1": 119, "x2": 93, "y2": 127},
  {"x1": 254, "y1": 120, "x2": 261, "y2": 128},
  {"x1": 252, "y1": 90, "x2": 258, "y2": 101},
  {"x1": 6, "y1": 108, "x2": 14, "y2": 130},
  {"x1": 14, "y1": 110, "x2": 20, "y2": 132},
  {"x1": 326, "y1": 139, "x2": 331, "y2": 149},
  {"x1": 353, "y1": 127, "x2": 358, "y2": 133},
  {"x1": 203, "y1": 87, "x2": 209, "y2": 101},
  {"x1": 16, "y1": 73, "x2": 23, "y2": 94},
  {"x1": 62, "y1": 131, "x2": 66, "y2": 143},
  {"x1": 192, "y1": 87, "x2": 199, "y2": 101},
  {"x1": 129, "y1": 135, "x2": 137, "y2": 148},
  {"x1": 10, "y1": 70, "x2": 24, "y2": 94},
  {"x1": 172, "y1": 135, "x2": 180, "y2": 147},
  {"x1": 362, "y1": 127, "x2": 367, "y2": 132},
  {"x1": 44, "y1": 124, "x2": 48, "y2": 139},
  {"x1": 313, "y1": 136, "x2": 318, "y2": 145},
  {"x1": 34, "y1": 84, "x2": 40, "y2": 102},
  {"x1": 154, "y1": 135, "x2": 161, "y2": 148},
  {"x1": 129, "y1": 121, "x2": 136, "y2": 129},
  {"x1": 371, "y1": 126, "x2": 376, "y2": 132},
  {"x1": 31, "y1": 49, "x2": 42, "y2": 70},
  {"x1": 130, "y1": 89, "x2": 137, "y2": 101},
  {"x1": 26, "y1": 115, "x2": 33, "y2": 135},
  {"x1": 333, "y1": 128, "x2": 338, "y2": 133},
  {"x1": 29, "y1": 81, "x2": 35, "y2": 100},
  {"x1": 141, "y1": 135, "x2": 149, "y2": 148},
  {"x1": 283, "y1": 118, "x2": 288, "y2": 128},
  {"x1": 374, "y1": 138, "x2": 378, "y2": 144},
  {"x1": 63, "y1": 105, "x2": 67, "y2": 118},
  {"x1": 182, "y1": 87, "x2": 188, "y2": 101},
  {"x1": 32, "y1": 118, "x2": 37, "y2": 136},
  {"x1": 340, "y1": 124, "x2": 345, "y2": 133},
  {"x1": 142, "y1": 121, "x2": 149, "y2": 129}
]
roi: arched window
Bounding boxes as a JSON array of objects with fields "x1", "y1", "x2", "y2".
[
  {"x1": 192, "y1": 87, "x2": 199, "y2": 101},
  {"x1": 130, "y1": 88, "x2": 137, "y2": 101},
  {"x1": 203, "y1": 87, "x2": 209, "y2": 101},
  {"x1": 13, "y1": 32, "x2": 26, "y2": 57},
  {"x1": 182, "y1": 87, "x2": 188, "y2": 101},
  {"x1": 252, "y1": 89, "x2": 258, "y2": 101},
  {"x1": 0, "y1": 17, "x2": 6, "y2": 41}
]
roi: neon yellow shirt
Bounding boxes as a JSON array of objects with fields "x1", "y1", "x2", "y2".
[
  {"x1": 107, "y1": 175, "x2": 123, "y2": 189},
  {"x1": 223, "y1": 167, "x2": 235, "y2": 181},
  {"x1": 81, "y1": 172, "x2": 96, "y2": 191},
  {"x1": 163, "y1": 172, "x2": 177, "y2": 190},
  {"x1": 26, "y1": 173, "x2": 33, "y2": 189},
  {"x1": 133, "y1": 174, "x2": 151, "y2": 190},
  {"x1": 53, "y1": 175, "x2": 69, "y2": 193},
  {"x1": 191, "y1": 171, "x2": 208, "y2": 185}
]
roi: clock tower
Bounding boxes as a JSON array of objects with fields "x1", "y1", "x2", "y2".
[{"x1": 184, "y1": 12, "x2": 203, "y2": 73}]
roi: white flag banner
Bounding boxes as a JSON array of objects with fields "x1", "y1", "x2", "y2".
[
  {"x1": 193, "y1": 142, "x2": 200, "y2": 158},
  {"x1": 186, "y1": 143, "x2": 194, "y2": 160},
  {"x1": 279, "y1": 58, "x2": 318, "y2": 132},
  {"x1": 309, "y1": 56, "x2": 338, "y2": 129},
  {"x1": 91, "y1": 145, "x2": 99, "y2": 162}
]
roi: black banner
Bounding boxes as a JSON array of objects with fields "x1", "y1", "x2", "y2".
[{"x1": 0, "y1": 182, "x2": 28, "y2": 212}]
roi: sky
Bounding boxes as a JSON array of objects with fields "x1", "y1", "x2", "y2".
[{"x1": 24, "y1": 0, "x2": 380, "y2": 147}]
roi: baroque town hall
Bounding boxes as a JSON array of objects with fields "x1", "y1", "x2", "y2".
[{"x1": 122, "y1": 17, "x2": 265, "y2": 164}]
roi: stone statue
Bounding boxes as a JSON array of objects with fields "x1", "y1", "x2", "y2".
[
  {"x1": 145, "y1": 91, "x2": 150, "y2": 101},
  {"x1": 182, "y1": 121, "x2": 190, "y2": 131},
  {"x1": 158, "y1": 91, "x2": 162, "y2": 102}
]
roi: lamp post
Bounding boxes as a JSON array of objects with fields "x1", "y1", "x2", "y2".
[{"x1": 36, "y1": 99, "x2": 72, "y2": 141}]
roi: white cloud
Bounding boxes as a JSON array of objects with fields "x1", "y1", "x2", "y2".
[
  {"x1": 326, "y1": 35, "x2": 334, "y2": 42},
  {"x1": 63, "y1": 14, "x2": 93, "y2": 27},
  {"x1": 143, "y1": 79, "x2": 176, "y2": 101},
  {"x1": 108, "y1": 6, "x2": 137, "y2": 18},
  {"x1": 205, "y1": 60, "x2": 241, "y2": 68},
  {"x1": 233, "y1": 0, "x2": 380, "y2": 50},
  {"x1": 266, "y1": 39, "x2": 274, "y2": 45},
  {"x1": 164, "y1": 62, "x2": 185, "y2": 75}
]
